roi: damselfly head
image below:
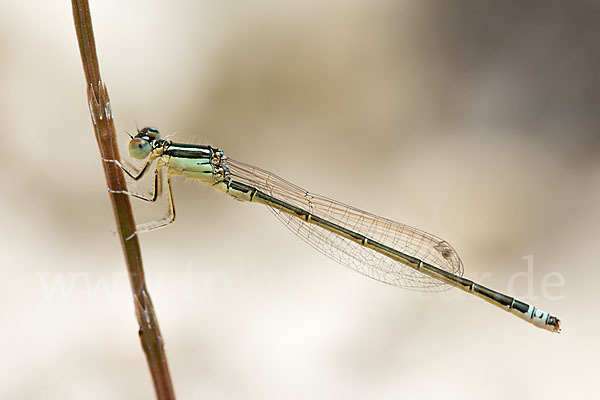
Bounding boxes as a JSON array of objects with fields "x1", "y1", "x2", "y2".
[
  {"x1": 129, "y1": 127, "x2": 160, "y2": 159},
  {"x1": 136, "y1": 127, "x2": 161, "y2": 142}
]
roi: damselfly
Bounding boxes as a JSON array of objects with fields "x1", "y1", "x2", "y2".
[{"x1": 105, "y1": 127, "x2": 561, "y2": 333}]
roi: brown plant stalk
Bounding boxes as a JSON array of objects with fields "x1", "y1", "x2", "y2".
[{"x1": 71, "y1": 1, "x2": 176, "y2": 398}]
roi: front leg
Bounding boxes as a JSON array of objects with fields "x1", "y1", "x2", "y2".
[
  {"x1": 108, "y1": 166, "x2": 160, "y2": 203},
  {"x1": 103, "y1": 158, "x2": 159, "y2": 202},
  {"x1": 128, "y1": 171, "x2": 176, "y2": 239},
  {"x1": 103, "y1": 159, "x2": 176, "y2": 239},
  {"x1": 102, "y1": 158, "x2": 153, "y2": 180}
]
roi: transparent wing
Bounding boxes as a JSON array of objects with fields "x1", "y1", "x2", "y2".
[{"x1": 227, "y1": 158, "x2": 464, "y2": 291}]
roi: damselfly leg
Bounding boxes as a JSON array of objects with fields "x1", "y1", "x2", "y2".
[{"x1": 104, "y1": 157, "x2": 176, "y2": 238}]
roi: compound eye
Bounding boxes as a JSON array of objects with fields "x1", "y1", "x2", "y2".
[{"x1": 129, "y1": 138, "x2": 151, "y2": 159}]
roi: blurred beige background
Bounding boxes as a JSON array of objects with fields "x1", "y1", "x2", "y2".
[{"x1": 1, "y1": 1, "x2": 598, "y2": 399}]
